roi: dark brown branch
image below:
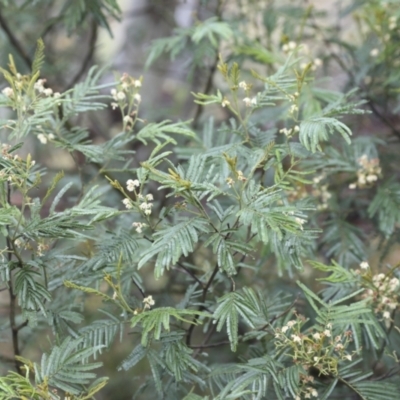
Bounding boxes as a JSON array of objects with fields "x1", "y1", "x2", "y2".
[
  {"x1": 186, "y1": 263, "x2": 219, "y2": 346},
  {"x1": 0, "y1": 9, "x2": 32, "y2": 69},
  {"x1": 65, "y1": 19, "x2": 98, "y2": 91},
  {"x1": 175, "y1": 261, "x2": 205, "y2": 288},
  {"x1": 5, "y1": 182, "x2": 23, "y2": 375},
  {"x1": 131, "y1": 276, "x2": 145, "y2": 299},
  {"x1": 191, "y1": 0, "x2": 226, "y2": 128}
]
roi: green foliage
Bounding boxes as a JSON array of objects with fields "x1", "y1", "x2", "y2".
[{"x1": 1, "y1": 1, "x2": 400, "y2": 399}]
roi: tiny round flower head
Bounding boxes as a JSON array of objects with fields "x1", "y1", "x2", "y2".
[
  {"x1": 291, "y1": 334, "x2": 302, "y2": 343},
  {"x1": 117, "y1": 91, "x2": 126, "y2": 100},
  {"x1": 287, "y1": 320, "x2": 296, "y2": 327},
  {"x1": 311, "y1": 388, "x2": 318, "y2": 397},
  {"x1": 134, "y1": 93, "x2": 141, "y2": 103},
  {"x1": 312, "y1": 332, "x2": 321, "y2": 340},
  {"x1": 122, "y1": 198, "x2": 133, "y2": 209},
  {"x1": 43, "y1": 88, "x2": 53, "y2": 96},
  {"x1": 146, "y1": 194, "x2": 153, "y2": 201},
  {"x1": 144, "y1": 209, "x2": 151, "y2": 216},
  {"x1": 123, "y1": 115, "x2": 133, "y2": 124},
  {"x1": 313, "y1": 58, "x2": 323, "y2": 67},
  {"x1": 243, "y1": 97, "x2": 252, "y2": 107},
  {"x1": 370, "y1": 48, "x2": 379, "y2": 57},
  {"x1": 134, "y1": 79, "x2": 142, "y2": 88},
  {"x1": 383, "y1": 311, "x2": 391, "y2": 319},
  {"x1": 323, "y1": 329, "x2": 331, "y2": 337},
  {"x1": 360, "y1": 261, "x2": 369, "y2": 270},
  {"x1": 281, "y1": 325, "x2": 289, "y2": 333},
  {"x1": 221, "y1": 98, "x2": 230, "y2": 107},
  {"x1": 2, "y1": 87, "x2": 14, "y2": 97},
  {"x1": 37, "y1": 133, "x2": 47, "y2": 144}
]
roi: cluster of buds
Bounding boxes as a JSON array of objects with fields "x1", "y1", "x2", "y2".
[
  {"x1": 33, "y1": 79, "x2": 60, "y2": 98},
  {"x1": 226, "y1": 170, "x2": 246, "y2": 187},
  {"x1": 238, "y1": 81, "x2": 251, "y2": 92},
  {"x1": 2, "y1": 87, "x2": 14, "y2": 98},
  {"x1": 132, "y1": 221, "x2": 147, "y2": 233},
  {"x1": 236, "y1": 81, "x2": 257, "y2": 107},
  {"x1": 111, "y1": 74, "x2": 142, "y2": 131},
  {"x1": 282, "y1": 41, "x2": 297, "y2": 53},
  {"x1": 349, "y1": 155, "x2": 382, "y2": 189},
  {"x1": 133, "y1": 295, "x2": 156, "y2": 315},
  {"x1": 286, "y1": 184, "x2": 308, "y2": 204},
  {"x1": 221, "y1": 97, "x2": 230, "y2": 108},
  {"x1": 126, "y1": 179, "x2": 140, "y2": 192},
  {"x1": 36, "y1": 241, "x2": 50, "y2": 257},
  {"x1": 242, "y1": 96, "x2": 257, "y2": 107},
  {"x1": 279, "y1": 125, "x2": 300, "y2": 138},
  {"x1": 142, "y1": 295, "x2": 155, "y2": 310},
  {"x1": 274, "y1": 316, "x2": 355, "y2": 398},
  {"x1": 138, "y1": 193, "x2": 154, "y2": 216},
  {"x1": 110, "y1": 73, "x2": 142, "y2": 111},
  {"x1": 311, "y1": 174, "x2": 332, "y2": 211},
  {"x1": 37, "y1": 132, "x2": 55, "y2": 144},
  {"x1": 358, "y1": 262, "x2": 399, "y2": 323},
  {"x1": 300, "y1": 58, "x2": 323, "y2": 71},
  {"x1": 122, "y1": 198, "x2": 133, "y2": 210}
]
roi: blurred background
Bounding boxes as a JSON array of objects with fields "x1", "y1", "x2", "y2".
[{"x1": 1, "y1": 0, "x2": 400, "y2": 398}]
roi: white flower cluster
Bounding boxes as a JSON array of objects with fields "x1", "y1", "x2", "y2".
[
  {"x1": 238, "y1": 80, "x2": 250, "y2": 91},
  {"x1": 221, "y1": 97, "x2": 230, "y2": 108},
  {"x1": 311, "y1": 174, "x2": 332, "y2": 210},
  {"x1": 226, "y1": 170, "x2": 246, "y2": 187},
  {"x1": 139, "y1": 193, "x2": 154, "y2": 216},
  {"x1": 33, "y1": 79, "x2": 60, "y2": 98},
  {"x1": 275, "y1": 317, "x2": 355, "y2": 398},
  {"x1": 122, "y1": 198, "x2": 133, "y2": 209},
  {"x1": 282, "y1": 41, "x2": 297, "y2": 52},
  {"x1": 2, "y1": 87, "x2": 14, "y2": 98},
  {"x1": 279, "y1": 125, "x2": 299, "y2": 138},
  {"x1": 37, "y1": 133, "x2": 55, "y2": 144},
  {"x1": 242, "y1": 97, "x2": 257, "y2": 107},
  {"x1": 126, "y1": 179, "x2": 140, "y2": 192},
  {"x1": 110, "y1": 73, "x2": 142, "y2": 111},
  {"x1": 349, "y1": 154, "x2": 381, "y2": 189},
  {"x1": 360, "y1": 263, "x2": 399, "y2": 322},
  {"x1": 142, "y1": 295, "x2": 155, "y2": 310},
  {"x1": 132, "y1": 221, "x2": 147, "y2": 233}
]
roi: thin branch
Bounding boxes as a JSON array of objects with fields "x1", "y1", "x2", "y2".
[
  {"x1": 65, "y1": 19, "x2": 98, "y2": 91},
  {"x1": 186, "y1": 263, "x2": 219, "y2": 346},
  {"x1": 175, "y1": 261, "x2": 204, "y2": 288},
  {"x1": 0, "y1": 9, "x2": 32, "y2": 69},
  {"x1": 190, "y1": 340, "x2": 230, "y2": 349},
  {"x1": 131, "y1": 276, "x2": 146, "y2": 299},
  {"x1": 5, "y1": 181, "x2": 23, "y2": 375},
  {"x1": 191, "y1": 0, "x2": 226, "y2": 128}
]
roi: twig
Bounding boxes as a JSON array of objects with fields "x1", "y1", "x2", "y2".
[
  {"x1": 65, "y1": 19, "x2": 98, "y2": 91},
  {"x1": 191, "y1": 0, "x2": 226, "y2": 128},
  {"x1": 191, "y1": 340, "x2": 230, "y2": 349},
  {"x1": 0, "y1": 9, "x2": 32, "y2": 69},
  {"x1": 131, "y1": 276, "x2": 145, "y2": 299},
  {"x1": 175, "y1": 261, "x2": 204, "y2": 288},
  {"x1": 186, "y1": 263, "x2": 219, "y2": 346},
  {"x1": 5, "y1": 182, "x2": 23, "y2": 375}
]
